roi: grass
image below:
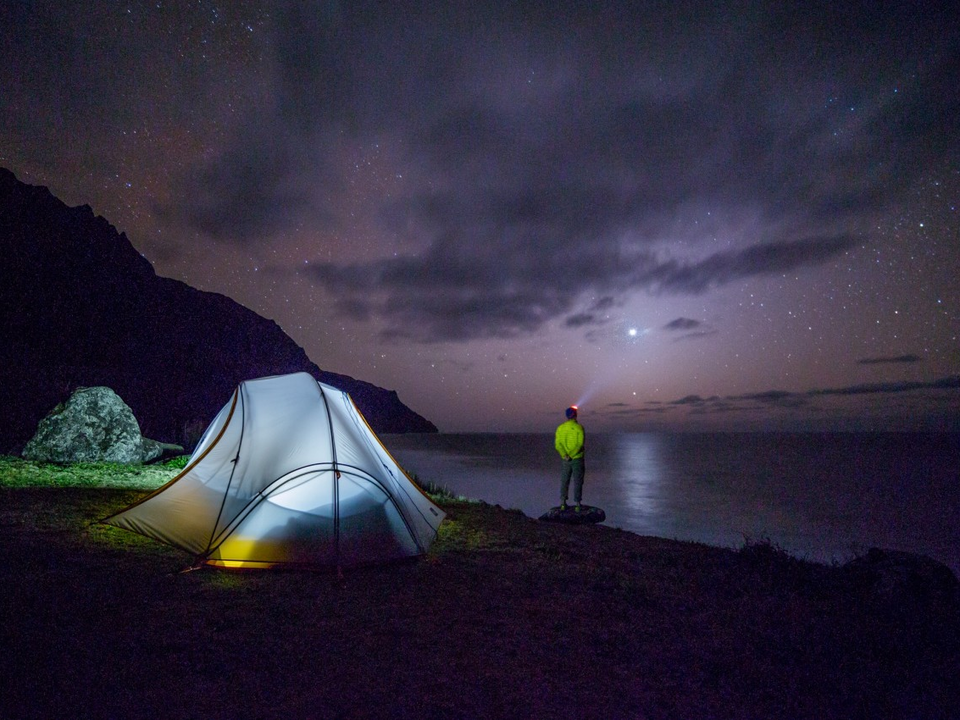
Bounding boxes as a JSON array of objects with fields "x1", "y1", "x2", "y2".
[
  {"x1": 0, "y1": 457, "x2": 465, "y2": 499},
  {"x1": 408, "y1": 473, "x2": 477, "y2": 503},
  {"x1": 0, "y1": 454, "x2": 186, "y2": 489},
  {"x1": 1, "y1": 462, "x2": 958, "y2": 719}
]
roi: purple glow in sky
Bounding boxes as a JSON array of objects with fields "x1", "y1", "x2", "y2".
[{"x1": 2, "y1": 1, "x2": 958, "y2": 431}]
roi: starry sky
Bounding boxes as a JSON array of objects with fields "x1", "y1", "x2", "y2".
[{"x1": 2, "y1": 0, "x2": 958, "y2": 432}]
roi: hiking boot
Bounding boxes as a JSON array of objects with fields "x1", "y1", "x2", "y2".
[
  {"x1": 559, "y1": 503, "x2": 568, "y2": 511},
  {"x1": 575, "y1": 504, "x2": 582, "y2": 513}
]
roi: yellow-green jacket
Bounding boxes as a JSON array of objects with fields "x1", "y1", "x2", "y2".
[{"x1": 555, "y1": 419, "x2": 584, "y2": 459}]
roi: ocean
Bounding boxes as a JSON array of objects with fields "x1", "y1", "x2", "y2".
[{"x1": 383, "y1": 432, "x2": 960, "y2": 575}]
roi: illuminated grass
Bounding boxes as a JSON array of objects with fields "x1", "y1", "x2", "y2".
[
  {"x1": 0, "y1": 455, "x2": 184, "y2": 489},
  {"x1": 0, "y1": 456, "x2": 466, "y2": 506}
]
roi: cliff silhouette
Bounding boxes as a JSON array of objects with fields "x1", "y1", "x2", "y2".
[{"x1": 0, "y1": 167, "x2": 436, "y2": 453}]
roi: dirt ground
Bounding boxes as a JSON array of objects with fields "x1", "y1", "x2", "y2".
[{"x1": 1, "y1": 488, "x2": 958, "y2": 720}]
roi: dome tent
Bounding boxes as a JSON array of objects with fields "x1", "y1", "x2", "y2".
[{"x1": 103, "y1": 372, "x2": 445, "y2": 569}]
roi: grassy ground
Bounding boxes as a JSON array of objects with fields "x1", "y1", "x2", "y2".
[
  {"x1": 1, "y1": 460, "x2": 958, "y2": 719},
  {"x1": 0, "y1": 454, "x2": 188, "y2": 489}
]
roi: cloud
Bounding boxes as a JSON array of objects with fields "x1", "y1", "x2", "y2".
[
  {"x1": 597, "y1": 404, "x2": 676, "y2": 420},
  {"x1": 564, "y1": 313, "x2": 599, "y2": 328},
  {"x1": 808, "y1": 376, "x2": 960, "y2": 397},
  {"x1": 160, "y1": 135, "x2": 328, "y2": 242},
  {"x1": 141, "y1": 2, "x2": 952, "y2": 339},
  {"x1": 663, "y1": 316, "x2": 718, "y2": 342},
  {"x1": 663, "y1": 317, "x2": 702, "y2": 331},
  {"x1": 305, "y1": 233, "x2": 856, "y2": 342},
  {"x1": 652, "y1": 376, "x2": 960, "y2": 428},
  {"x1": 564, "y1": 296, "x2": 619, "y2": 331},
  {"x1": 678, "y1": 375, "x2": 960, "y2": 408},
  {"x1": 646, "y1": 235, "x2": 857, "y2": 294},
  {"x1": 670, "y1": 395, "x2": 710, "y2": 406},
  {"x1": 560, "y1": 375, "x2": 960, "y2": 429},
  {"x1": 155, "y1": 4, "x2": 358, "y2": 242},
  {"x1": 728, "y1": 390, "x2": 810, "y2": 408},
  {"x1": 686, "y1": 401, "x2": 745, "y2": 416},
  {"x1": 857, "y1": 354, "x2": 923, "y2": 365}
]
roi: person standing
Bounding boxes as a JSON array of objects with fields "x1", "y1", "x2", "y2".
[{"x1": 555, "y1": 406, "x2": 585, "y2": 511}]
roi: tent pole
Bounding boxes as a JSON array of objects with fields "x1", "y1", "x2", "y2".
[
  {"x1": 204, "y1": 383, "x2": 246, "y2": 559},
  {"x1": 318, "y1": 384, "x2": 341, "y2": 572}
]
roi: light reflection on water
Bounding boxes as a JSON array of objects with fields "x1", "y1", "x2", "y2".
[
  {"x1": 384, "y1": 432, "x2": 960, "y2": 573},
  {"x1": 596, "y1": 434, "x2": 665, "y2": 535}
]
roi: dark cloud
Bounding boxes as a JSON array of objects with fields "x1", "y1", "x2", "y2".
[
  {"x1": 857, "y1": 354, "x2": 923, "y2": 365},
  {"x1": 664, "y1": 318, "x2": 702, "y2": 331},
  {"x1": 564, "y1": 313, "x2": 599, "y2": 328},
  {"x1": 148, "y1": 2, "x2": 954, "y2": 255},
  {"x1": 728, "y1": 390, "x2": 810, "y2": 408},
  {"x1": 670, "y1": 395, "x2": 709, "y2": 406},
  {"x1": 678, "y1": 376, "x2": 960, "y2": 409},
  {"x1": 595, "y1": 404, "x2": 675, "y2": 420},
  {"x1": 590, "y1": 296, "x2": 617, "y2": 312},
  {"x1": 305, "y1": 232, "x2": 856, "y2": 342},
  {"x1": 647, "y1": 235, "x2": 857, "y2": 294},
  {"x1": 687, "y1": 402, "x2": 745, "y2": 416},
  {"x1": 663, "y1": 317, "x2": 718, "y2": 343},
  {"x1": 563, "y1": 297, "x2": 618, "y2": 331},
  {"x1": 655, "y1": 376, "x2": 960, "y2": 426},
  {"x1": 599, "y1": 375, "x2": 960, "y2": 429},
  {"x1": 120, "y1": 1, "x2": 953, "y2": 341},
  {"x1": 159, "y1": 134, "x2": 327, "y2": 242},
  {"x1": 152, "y1": 4, "x2": 354, "y2": 242},
  {"x1": 809, "y1": 376, "x2": 960, "y2": 397}
]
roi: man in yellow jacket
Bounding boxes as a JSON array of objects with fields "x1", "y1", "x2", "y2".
[{"x1": 555, "y1": 406, "x2": 585, "y2": 511}]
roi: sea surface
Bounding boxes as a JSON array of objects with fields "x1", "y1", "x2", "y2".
[{"x1": 383, "y1": 432, "x2": 960, "y2": 575}]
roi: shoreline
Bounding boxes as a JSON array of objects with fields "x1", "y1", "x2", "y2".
[{"x1": 385, "y1": 432, "x2": 960, "y2": 577}]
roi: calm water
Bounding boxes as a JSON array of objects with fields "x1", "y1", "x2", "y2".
[{"x1": 383, "y1": 432, "x2": 960, "y2": 574}]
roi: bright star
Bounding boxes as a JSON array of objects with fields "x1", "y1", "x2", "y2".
[{"x1": 628, "y1": 328, "x2": 638, "y2": 337}]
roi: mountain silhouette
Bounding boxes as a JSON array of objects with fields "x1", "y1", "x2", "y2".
[{"x1": 0, "y1": 167, "x2": 436, "y2": 453}]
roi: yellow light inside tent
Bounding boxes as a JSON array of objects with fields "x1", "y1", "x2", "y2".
[
  {"x1": 206, "y1": 536, "x2": 281, "y2": 569},
  {"x1": 207, "y1": 559, "x2": 278, "y2": 569}
]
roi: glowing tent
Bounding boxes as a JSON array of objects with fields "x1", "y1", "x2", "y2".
[{"x1": 103, "y1": 372, "x2": 445, "y2": 569}]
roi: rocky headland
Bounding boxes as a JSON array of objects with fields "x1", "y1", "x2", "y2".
[{"x1": 0, "y1": 167, "x2": 436, "y2": 453}]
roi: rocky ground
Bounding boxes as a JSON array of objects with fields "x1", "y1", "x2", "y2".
[{"x1": 1, "y1": 485, "x2": 958, "y2": 720}]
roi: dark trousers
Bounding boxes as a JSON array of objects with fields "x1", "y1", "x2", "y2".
[{"x1": 560, "y1": 457, "x2": 585, "y2": 504}]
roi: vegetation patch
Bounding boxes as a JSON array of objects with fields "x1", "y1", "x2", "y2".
[
  {"x1": 1, "y1": 466, "x2": 957, "y2": 719},
  {"x1": 0, "y1": 455, "x2": 183, "y2": 489}
]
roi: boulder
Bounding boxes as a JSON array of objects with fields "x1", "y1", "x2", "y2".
[
  {"x1": 539, "y1": 505, "x2": 606, "y2": 525},
  {"x1": 141, "y1": 437, "x2": 186, "y2": 463},
  {"x1": 22, "y1": 386, "x2": 154, "y2": 464}
]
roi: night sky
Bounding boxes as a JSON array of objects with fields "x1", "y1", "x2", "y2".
[{"x1": 3, "y1": 1, "x2": 958, "y2": 432}]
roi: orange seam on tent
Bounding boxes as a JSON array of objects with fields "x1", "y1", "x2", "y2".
[
  {"x1": 349, "y1": 395, "x2": 438, "y2": 504},
  {"x1": 99, "y1": 388, "x2": 241, "y2": 522}
]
